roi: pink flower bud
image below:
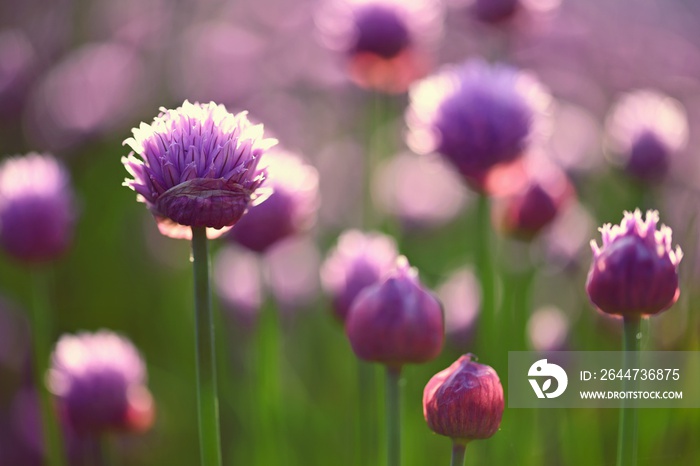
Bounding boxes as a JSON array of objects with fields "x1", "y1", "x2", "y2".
[
  {"x1": 423, "y1": 354, "x2": 504, "y2": 442},
  {"x1": 345, "y1": 257, "x2": 444, "y2": 367}
]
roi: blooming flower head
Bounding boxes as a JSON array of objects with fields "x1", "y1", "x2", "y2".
[
  {"x1": 0, "y1": 153, "x2": 77, "y2": 263},
  {"x1": 321, "y1": 230, "x2": 399, "y2": 322},
  {"x1": 228, "y1": 149, "x2": 320, "y2": 253},
  {"x1": 407, "y1": 60, "x2": 551, "y2": 191},
  {"x1": 423, "y1": 354, "x2": 504, "y2": 442},
  {"x1": 345, "y1": 257, "x2": 444, "y2": 368},
  {"x1": 122, "y1": 100, "x2": 277, "y2": 239},
  {"x1": 605, "y1": 90, "x2": 688, "y2": 184},
  {"x1": 317, "y1": 0, "x2": 443, "y2": 93},
  {"x1": 48, "y1": 330, "x2": 154, "y2": 434},
  {"x1": 586, "y1": 209, "x2": 682, "y2": 317}
]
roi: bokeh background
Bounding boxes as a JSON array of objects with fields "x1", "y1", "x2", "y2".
[{"x1": 2, "y1": 0, "x2": 700, "y2": 464}]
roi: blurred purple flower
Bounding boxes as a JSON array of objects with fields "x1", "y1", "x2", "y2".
[
  {"x1": 228, "y1": 149, "x2": 320, "y2": 253},
  {"x1": 436, "y1": 267, "x2": 480, "y2": 349},
  {"x1": 0, "y1": 29, "x2": 36, "y2": 118},
  {"x1": 214, "y1": 244, "x2": 263, "y2": 326},
  {"x1": 605, "y1": 90, "x2": 688, "y2": 183},
  {"x1": 492, "y1": 159, "x2": 574, "y2": 240},
  {"x1": 88, "y1": 0, "x2": 174, "y2": 52},
  {"x1": 316, "y1": 0, "x2": 443, "y2": 92},
  {"x1": 527, "y1": 305, "x2": 569, "y2": 351},
  {"x1": 122, "y1": 100, "x2": 277, "y2": 239},
  {"x1": 266, "y1": 237, "x2": 322, "y2": 313},
  {"x1": 469, "y1": 0, "x2": 520, "y2": 23},
  {"x1": 345, "y1": 257, "x2": 444, "y2": 367},
  {"x1": 586, "y1": 209, "x2": 682, "y2": 317},
  {"x1": 48, "y1": 330, "x2": 154, "y2": 434},
  {"x1": 0, "y1": 153, "x2": 77, "y2": 263},
  {"x1": 406, "y1": 59, "x2": 551, "y2": 191},
  {"x1": 373, "y1": 151, "x2": 469, "y2": 230},
  {"x1": 169, "y1": 21, "x2": 266, "y2": 106},
  {"x1": 423, "y1": 354, "x2": 503, "y2": 442},
  {"x1": 321, "y1": 230, "x2": 398, "y2": 322},
  {"x1": 26, "y1": 42, "x2": 146, "y2": 151}
]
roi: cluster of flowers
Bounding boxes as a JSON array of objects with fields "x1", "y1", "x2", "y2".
[{"x1": 0, "y1": 0, "x2": 687, "y2": 464}]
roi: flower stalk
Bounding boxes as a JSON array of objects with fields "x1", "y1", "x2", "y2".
[
  {"x1": 450, "y1": 441, "x2": 467, "y2": 466},
  {"x1": 386, "y1": 365, "x2": 402, "y2": 466},
  {"x1": 30, "y1": 268, "x2": 67, "y2": 466},
  {"x1": 617, "y1": 316, "x2": 641, "y2": 466},
  {"x1": 191, "y1": 226, "x2": 222, "y2": 466}
]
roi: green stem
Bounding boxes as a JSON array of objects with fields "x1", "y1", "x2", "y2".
[
  {"x1": 257, "y1": 293, "x2": 283, "y2": 464},
  {"x1": 358, "y1": 360, "x2": 378, "y2": 466},
  {"x1": 191, "y1": 227, "x2": 223, "y2": 466},
  {"x1": 450, "y1": 441, "x2": 467, "y2": 466},
  {"x1": 385, "y1": 365, "x2": 401, "y2": 466},
  {"x1": 617, "y1": 316, "x2": 641, "y2": 466},
  {"x1": 475, "y1": 194, "x2": 496, "y2": 354},
  {"x1": 30, "y1": 268, "x2": 67, "y2": 466}
]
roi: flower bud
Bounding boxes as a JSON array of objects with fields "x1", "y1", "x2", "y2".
[
  {"x1": 586, "y1": 209, "x2": 682, "y2": 317},
  {"x1": 423, "y1": 354, "x2": 504, "y2": 441},
  {"x1": 345, "y1": 257, "x2": 443, "y2": 367}
]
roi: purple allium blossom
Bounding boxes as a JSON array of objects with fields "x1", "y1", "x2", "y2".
[
  {"x1": 345, "y1": 257, "x2": 444, "y2": 367},
  {"x1": 321, "y1": 230, "x2": 399, "y2": 322},
  {"x1": 228, "y1": 149, "x2": 320, "y2": 253},
  {"x1": 48, "y1": 330, "x2": 154, "y2": 434},
  {"x1": 406, "y1": 60, "x2": 551, "y2": 191},
  {"x1": 0, "y1": 153, "x2": 77, "y2": 263},
  {"x1": 316, "y1": 0, "x2": 443, "y2": 92},
  {"x1": 122, "y1": 100, "x2": 277, "y2": 239},
  {"x1": 605, "y1": 90, "x2": 688, "y2": 183},
  {"x1": 586, "y1": 210, "x2": 682, "y2": 317},
  {"x1": 423, "y1": 354, "x2": 503, "y2": 442}
]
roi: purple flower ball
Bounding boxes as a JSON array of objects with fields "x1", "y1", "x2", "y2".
[
  {"x1": 406, "y1": 60, "x2": 551, "y2": 191},
  {"x1": 605, "y1": 90, "x2": 688, "y2": 184},
  {"x1": 345, "y1": 257, "x2": 444, "y2": 368},
  {"x1": 48, "y1": 330, "x2": 154, "y2": 434},
  {"x1": 350, "y1": 4, "x2": 411, "y2": 59},
  {"x1": 586, "y1": 210, "x2": 682, "y2": 317},
  {"x1": 423, "y1": 354, "x2": 503, "y2": 442},
  {"x1": 316, "y1": 0, "x2": 443, "y2": 93},
  {"x1": 0, "y1": 153, "x2": 77, "y2": 263},
  {"x1": 470, "y1": 0, "x2": 519, "y2": 23},
  {"x1": 122, "y1": 100, "x2": 277, "y2": 239},
  {"x1": 321, "y1": 230, "x2": 398, "y2": 323},
  {"x1": 228, "y1": 150, "x2": 319, "y2": 253}
]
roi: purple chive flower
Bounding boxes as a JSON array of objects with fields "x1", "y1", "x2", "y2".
[
  {"x1": 48, "y1": 330, "x2": 154, "y2": 434},
  {"x1": 316, "y1": 0, "x2": 443, "y2": 93},
  {"x1": 406, "y1": 60, "x2": 551, "y2": 191},
  {"x1": 586, "y1": 209, "x2": 682, "y2": 317},
  {"x1": 122, "y1": 100, "x2": 277, "y2": 239},
  {"x1": 228, "y1": 149, "x2": 320, "y2": 253},
  {"x1": 605, "y1": 90, "x2": 688, "y2": 183},
  {"x1": 423, "y1": 354, "x2": 504, "y2": 442},
  {"x1": 345, "y1": 257, "x2": 444, "y2": 368},
  {"x1": 321, "y1": 230, "x2": 399, "y2": 322},
  {"x1": 0, "y1": 153, "x2": 77, "y2": 263}
]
